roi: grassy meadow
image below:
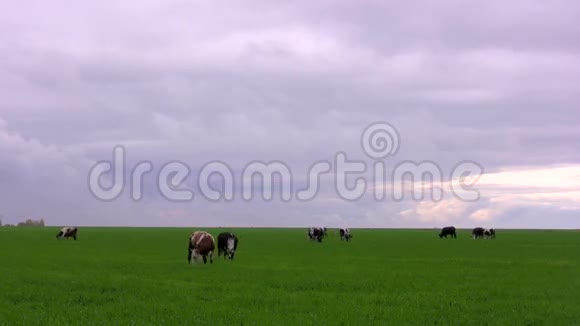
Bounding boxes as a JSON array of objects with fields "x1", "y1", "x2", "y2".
[{"x1": 0, "y1": 227, "x2": 579, "y2": 325}]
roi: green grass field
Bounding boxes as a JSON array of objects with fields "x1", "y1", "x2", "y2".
[{"x1": 0, "y1": 227, "x2": 579, "y2": 325}]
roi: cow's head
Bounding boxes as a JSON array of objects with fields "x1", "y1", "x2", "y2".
[
  {"x1": 56, "y1": 232, "x2": 63, "y2": 239},
  {"x1": 191, "y1": 249, "x2": 202, "y2": 262},
  {"x1": 226, "y1": 238, "x2": 236, "y2": 259}
]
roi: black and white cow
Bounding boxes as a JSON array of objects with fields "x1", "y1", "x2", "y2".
[
  {"x1": 339, "y1": 228, "x2": 352, "y2": 242},
  {"x1": 484, "y1": 228, "x2": 496, "y2": 239},
  {"x1": 308, "y1": 227, "x2": 325, "y2": 242},
  {"x1": 439, "y1": 226, "x2": 457, "y2": 238},
  {"x1": 217, "y1": 232, "x2": 238, "y2": 260},
  {"x1": 56, "y1": 227, "x2": 78, "y2": 240},
  {"x1": 472, "y1": 227, "x2": 485, "y2": 239}
]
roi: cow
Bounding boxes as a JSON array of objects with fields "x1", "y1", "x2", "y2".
[
  {"x1": 308, "y1": 227, "x2": 325, "y2": 242},
  {"x1": 439, "y1": 226, "x2": 457, "y2": 238},
  {"x1": 56, "y1": 227, "x2": 78, "y2": 240},
  {"x1": 217, "y1": 232, "x2": 238, "y2": 260},
  {"x1": 187, "y1": 231, "x2": 215, "y2": 265},
  {"x1": 472, "y1": 227, "x2": 485, "y2": 239},
  {"x1": 339, "y1": 228, "x2": 352, "y2": 242},
  {"x1": 484, "y1": 228, "x2": 496, "y2": 239}
]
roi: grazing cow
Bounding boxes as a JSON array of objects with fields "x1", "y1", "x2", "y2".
[
  {"x1": 472, "y1": 227, "x2": 485, "y2": 239},
  {"x1": 187, "y1": 231, "x2": 215, "y2": 265},
  {"x1": 56, "y1": 227, "x2": 78, "y2": 240},
  {"x1": 217, "y1": 232, "x2": 238, "y2": 260},
  {"x1": 484, "y1": 228, "x2": 496, "y2": 239},
  {"x1": 339, "y1": 228, "x2": 352, "y2": 242},
  {"x1": 439, "y1": 226, "x2": 457, "y2": 238},
  {"x1": 308, "y1": 227, "x2": 325, "y2": 242}
]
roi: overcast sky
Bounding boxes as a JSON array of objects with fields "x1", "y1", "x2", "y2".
[{"x1": 1, "y1": 0, "x2": 579, "y2": 228}]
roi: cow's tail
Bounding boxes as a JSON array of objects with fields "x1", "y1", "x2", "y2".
[
  {"x1": 187, "y1": 239, "x2": 194, "y2": 264},
  {"x1": 210, "y1": 235, "x2": 215, "y2": 264}
]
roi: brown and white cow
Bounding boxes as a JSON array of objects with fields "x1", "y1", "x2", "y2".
[
  {"x1": 187, "y1": 231, "x2": 215, "y2": 265},
  {"x1": 56, "y1": 227, "x2": 78, "y2": 240}
]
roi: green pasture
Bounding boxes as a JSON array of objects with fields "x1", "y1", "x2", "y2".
[{"x1": 0, "y1": 227, "x2": 578, "y2": 325}]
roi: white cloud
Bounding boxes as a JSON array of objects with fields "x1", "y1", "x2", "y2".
[{"x1": 398, "y1": 198, "x2": 470, "y2": 223}]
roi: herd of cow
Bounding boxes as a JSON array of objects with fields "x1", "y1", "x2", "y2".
[
  {"x1": 307, "y1": 227, "x2": 353, "y2": 242},
  {"x1": 438, "y1": 226, "x2": 497, "y2": 239},
  {"x1": 55, "y1": 227, "x2": 239, "y2": 265},
  {"x1": 54, "y1": 226, "x2": 353, "y2": 265},
  {"x1": 187, "y1": 231, "x2": 239, "y2": 264},
  {"x1": 54, "y1": 225, "x2": 493, "y2": 266}
]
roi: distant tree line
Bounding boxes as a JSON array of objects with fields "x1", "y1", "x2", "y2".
[
  {"x1": 0, "y1": 217, "x2": 47, "y2": 227},
  {"x1": 15, "y1": 218, "x2": 45, "y2": 227}
]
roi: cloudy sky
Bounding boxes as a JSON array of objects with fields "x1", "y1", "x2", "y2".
[{"x1": 1, "y1": 0, "x2": 579, "y2": 228}]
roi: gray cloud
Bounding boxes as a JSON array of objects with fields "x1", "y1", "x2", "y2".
[{"x1": 1, "y1": 0, "x2": 579, "y2": 228}]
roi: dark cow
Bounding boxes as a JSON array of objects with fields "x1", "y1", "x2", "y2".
[
  {"x1": 339, "y1": 228, "x2": 352, "y2": 242},
  {"x1": 308, "y1": 227, "x2": 325, "y2": 242},
  {"x1": 439, "y1": 226, "x2": 457, "y2": 238},
  {"x1": 187, "y1": 231, "x2": 215, "y2": 265},
  {"x1": 217, "y1": 232, "x2": 238, "y2": 260},
  {"x1": 56, "y1": 227, "x2": 78, "y2": 240},
  {"x1": 472, "y1": 227, "x2": 485, "y2": 239}
]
